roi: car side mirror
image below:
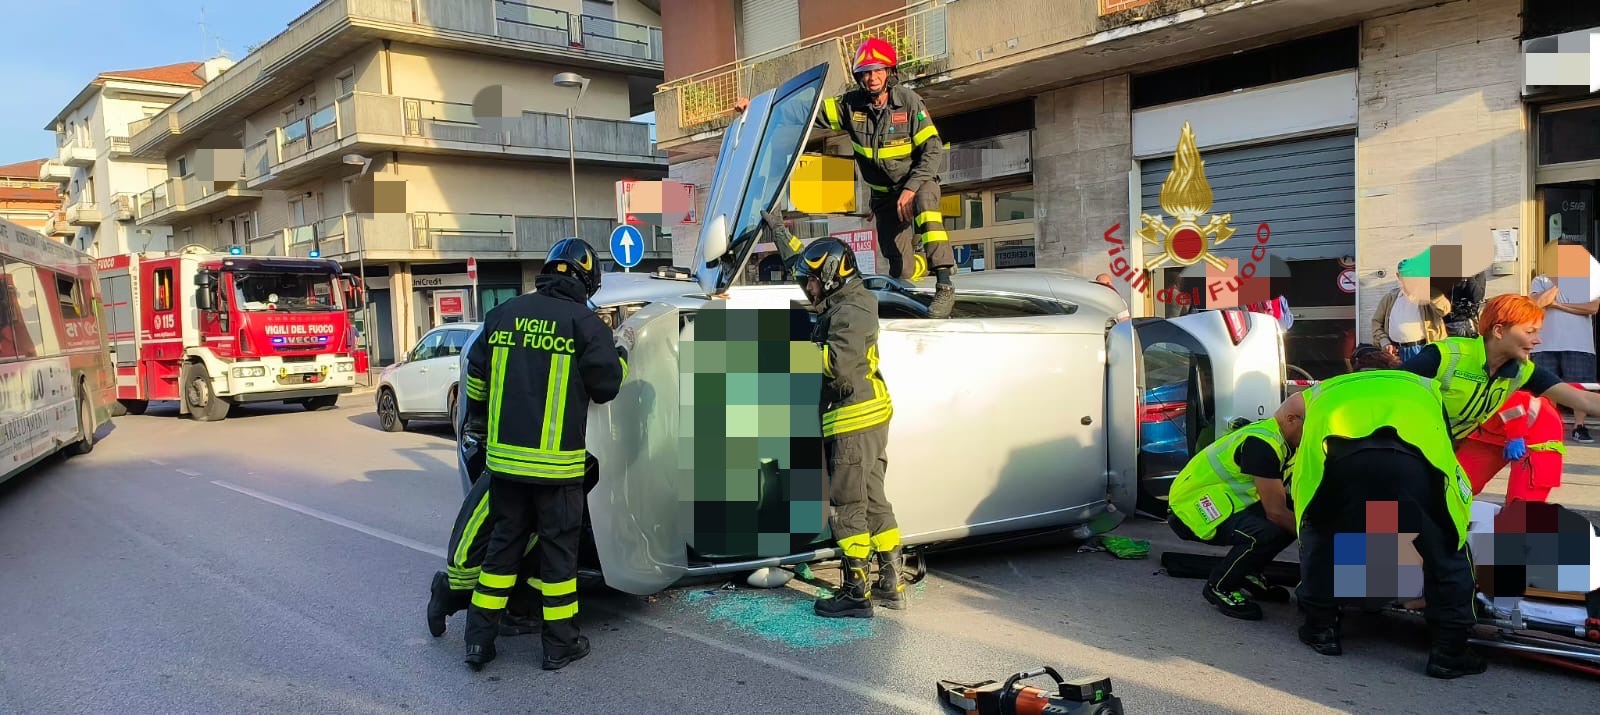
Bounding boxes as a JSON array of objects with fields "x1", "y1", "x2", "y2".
[
  {"x1": 195, "y1": 271, "x2": 216, "y2": 312},
  {"x1": 342, "y1": 275, "x2": 366, "y2": 310}
]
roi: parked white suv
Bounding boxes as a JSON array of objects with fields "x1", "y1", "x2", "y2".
[{"x1": 376, "y1": 322, "x2": 479, "y2": 433}]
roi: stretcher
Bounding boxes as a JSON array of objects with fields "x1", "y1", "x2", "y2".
[{"x1": 1160, "y1": 501, "x2": 1600, "y2": 676}]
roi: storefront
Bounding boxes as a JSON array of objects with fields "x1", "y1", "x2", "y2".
[
  {"x1": 361, "y1": 260, "x2": 526, "y2": 367},
  {"x1": 1531, "y1": 99, "x2": 1600, "y2": 347},
  {"x1": 941, "y1": 127, "x2": 1037, "y2": 274}
]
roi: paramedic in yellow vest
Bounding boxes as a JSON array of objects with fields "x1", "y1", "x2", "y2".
[
  {"x1": 1288, "y1": 370, "x2": 1486, "y2": 679},
  {"x1": 1399, "y1": 293, "x2": 1600, "y2": 442},
  {"x1": 1166, "y1": 395, "x2": 1304, "y2": 621}
]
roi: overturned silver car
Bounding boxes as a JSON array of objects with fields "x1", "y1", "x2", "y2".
[{"x1": 457, "y1": 63, "x2": 1288, "y2": 595}]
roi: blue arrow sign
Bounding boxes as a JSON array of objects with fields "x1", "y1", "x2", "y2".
[
  {"x1": 609, "y1": 224, "x2": 645, "y2": 269},
  {"x1": 952, "y1": 245, "x2": 971, "y2": 265}
]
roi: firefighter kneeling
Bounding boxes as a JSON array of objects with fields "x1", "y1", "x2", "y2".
[
  {"x1": 1167, "y1": 396, "x2": 1303, "y2": 620},
  {"x1": 1289, "y1": 370, "x2": 1487, "y2": 679},
  {"x1": 460, "y1": 238, "x2": 627, "y2": 671}
]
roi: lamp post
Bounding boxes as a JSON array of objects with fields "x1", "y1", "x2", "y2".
[
  {"x1": 553, "y1": 72, "x2": 590, "y2": 243},
  {"x1": 342, "y1": 153, "x2": 376, "y2": 384}
]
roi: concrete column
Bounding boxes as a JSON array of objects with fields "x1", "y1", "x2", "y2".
[
  {"x1": 1355, "y1": 0, "x2": 1527, "y2": 342},
  {"x1": 1032, "y1": 76, "x2": 1135, "y2": 307},
  {"x1": 389, "y1": 262, "x2": 414, "y2": 357}
]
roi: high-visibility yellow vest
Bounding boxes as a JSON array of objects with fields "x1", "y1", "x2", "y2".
[
  {"x1": 1169, "y1": 419, "x2": 1288, "y2": 541},
  {"x1": 1432, "y1": 336, "x2": 1535, "y2": 441},
  {"x1": 1292, "y1": 370, "x2": 1474, "y2": 549}
]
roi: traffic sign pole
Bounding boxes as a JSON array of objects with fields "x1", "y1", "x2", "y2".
[{"x1": 467, "y1": 257, "x2": 479, "y2": 319}]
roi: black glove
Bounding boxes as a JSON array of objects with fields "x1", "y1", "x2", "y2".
[{"x1": 616, "y1": 343, "x2": 630, "y2": 363}]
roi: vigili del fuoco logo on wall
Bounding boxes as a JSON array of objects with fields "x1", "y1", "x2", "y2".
[{"x1": 1105, "y1": 121, "x2": 1276, "y2": 308}]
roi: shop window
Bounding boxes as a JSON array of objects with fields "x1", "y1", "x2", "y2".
[
  {"x1": 479, "y1": 287, "x2": 519, "y2": 317},
  {"x1": 1538, "y1": 105, "x2": 1600, "y2": 166},
  {"x1": 993, "y1": 239, "x2": 1036, "y2": 269},
  {"x1": 993, "y1": 189, "x2": 1034, "y2": 223}
]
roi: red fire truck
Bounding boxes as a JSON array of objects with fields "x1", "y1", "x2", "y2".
[{"x1": 96, "y1": 246, "x2": 365, "y2": 421}]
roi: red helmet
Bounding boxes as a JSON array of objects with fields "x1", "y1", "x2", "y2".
[{"x1": 852, "y1": 37, "x2": 898, "y2": 75}]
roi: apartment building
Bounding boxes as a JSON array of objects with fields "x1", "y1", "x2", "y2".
[
  {"x1": 0, "y1": 160, "x2": 67, "y2": 239},
  {"x1": 655, "y1": 0, "x2": 1600, "y2": 379},
  {"x1": 125, "y1": 0, "x2": 670, "y2": 366},
  {"x1": 40, "y1": 61, "x2": 230, "y2": 257}
]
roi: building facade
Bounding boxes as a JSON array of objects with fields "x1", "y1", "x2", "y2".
[
  {"x1": 123, "y1": 0, "x2": 671, "y2": 367},
  {"x1": 41, "y1": 61, "x2": 231, "y2": 257},
  {"x1": 654, "y1": 0, "x2": 1600, "y2": 379},
  {"x1": 0, "y1": 160, "x2": 66, "y2": 238}
]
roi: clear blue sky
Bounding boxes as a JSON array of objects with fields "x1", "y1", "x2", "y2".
[{"x1": 2, "y1": 1, "x2": 322, "y2": 162}]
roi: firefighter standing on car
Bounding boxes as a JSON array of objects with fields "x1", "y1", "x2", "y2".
[
  {"x1": 459, "y1": 238, "x2": 627, "y2": 671},
  {"x1": 1166, "y1": 394, "x2": 1303, "y2": 621},
  {"x1": 736, "y1": 37, "x2": 958, "y2": 319},
  {"x1": 790, "y1": 237, "x2": 906, "y2": 617}
]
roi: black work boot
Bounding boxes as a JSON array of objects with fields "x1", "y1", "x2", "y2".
[
  {"x1": 542, "y1": 635, "x2": 591, "y2": 670},
  {"x1": 1203, "y1": 582, "x2": 1263, "y2": 620},
  {"x1": 928, "y1": 284, "x2": 956, "y2": 319},
  {"x1": 427, "y1": 571, "x2": 468, "y2": 638},
  {"x1": 1298, "y1": 614, "x2": 1343, "y2": 656},
  {"x1": 1242, "y1": 573, "x2": 1291, "y2": 603},
  {"x1": 815, "y1": 557, "x2": 874, "y2": 618},
  {"x1": 463, "y1": 642, "x2": 497, "y2": 671},
  {"x1": 1426, "y1": 628, "x2": 1488, "y2": 679},
  {"x1": 871, "y1": 547, "x2": 907, "y2": 610}
]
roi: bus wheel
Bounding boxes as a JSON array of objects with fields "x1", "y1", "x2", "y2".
[
  {"x1": 68, "y1": 385, "x2": 96, "y2": 456},
  {"x1": 183, "y1": 364, "x2": 231, "y2": 422}
]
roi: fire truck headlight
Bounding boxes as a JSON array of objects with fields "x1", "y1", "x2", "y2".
[{"x1": 232, "y1": 366, "x2": 267, "y2": 378}]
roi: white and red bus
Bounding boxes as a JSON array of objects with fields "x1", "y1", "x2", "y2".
[{"x1": 0, "y1": 217, "x2": 116, "y2": 486}]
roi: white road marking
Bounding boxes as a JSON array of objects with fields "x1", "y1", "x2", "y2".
[
  {"x1": 210, "y1": 480, "x2": 446, "y2": 559},
  {"x1": 211, "y1": 479, "x2": 930, "y2": 711},
  {"x1": 177, "y1": 469, "x2": 202, "y2": 477}
]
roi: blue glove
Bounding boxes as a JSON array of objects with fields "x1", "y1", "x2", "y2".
[{"x1": 1503, "y1": 437, "x2": 1527, "y2": 461}]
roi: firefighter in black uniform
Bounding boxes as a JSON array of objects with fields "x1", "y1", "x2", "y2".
[
  {"x1": 790, "y1": 237, "x2": 905, "y2": 617},
  {"x1": 460, "y1": 238, "x2": 627, "y2": 671},
  {"x1": 424, "y1": 464, "x2": 543, "y2": 639},
  {"x1": 737, "y1": 37, "x2": 957, "y2": 318}
]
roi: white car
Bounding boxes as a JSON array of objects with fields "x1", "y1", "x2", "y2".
[{"x1": 376, "y1": 322, "x2": 480, "y2": 433}]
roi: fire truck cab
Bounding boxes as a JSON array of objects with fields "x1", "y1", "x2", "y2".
[{"x1": 98, "y1": 246, "x2": 364, "y2": 421}]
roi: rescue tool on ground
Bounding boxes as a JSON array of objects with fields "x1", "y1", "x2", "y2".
[
  {"x1": 95, "y1": 246, "x2": 365, "y2": 421},
  {"x1": 936, "y1": 666, "x2": 1124, "y2": 715}
]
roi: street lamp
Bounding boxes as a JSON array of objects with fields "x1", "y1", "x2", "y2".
[
  {"x1": 343, "y1": 153, "x2": 377, "y2": 382},
  {"x1": 553, "y1": 72, "x2": 590, "y2": 243}
]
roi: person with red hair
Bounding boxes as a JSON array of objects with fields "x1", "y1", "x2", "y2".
[{"x1": 1400, "y1": 293, "x2": 1600, "y2": 445}]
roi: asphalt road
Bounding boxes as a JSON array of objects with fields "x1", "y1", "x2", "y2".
[{"x1": 0, "y1": 397, "x2": 1593, "y2": 714}]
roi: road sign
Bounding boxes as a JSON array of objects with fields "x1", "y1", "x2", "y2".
[
  {"x1": 1337, "y1": 268, "x2": 1357, "y2": 293},
  {"x1": 466, "y1": 256, "x2": 477, "y2": 281},
  {"x1": 952, "y1": 245, "x2": 972, "y2": 265},
  {"x1": 610, "y1": 224, "x2": 645, "y2": 270}
]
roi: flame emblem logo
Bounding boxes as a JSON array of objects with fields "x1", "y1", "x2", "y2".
[{"x1": 1138, "y1": 122, "x2": 1237, "y2": 270}]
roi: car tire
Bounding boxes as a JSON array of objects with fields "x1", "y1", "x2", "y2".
[
  {"x1": 67, "y1": 383, "x2": 96, "y2": 456},
  {"x1": 447, "y1": 387, "x2": 459, "y2": 438},
  {"x1": 182, "y1": 364, "x2": 231, "y2": 422},
  {"x1": 303, "y1": 395, "x2": 339, "y2": 411},
  {"x1": 377, "y1": 388, "x2": 406, "y2": 432}
]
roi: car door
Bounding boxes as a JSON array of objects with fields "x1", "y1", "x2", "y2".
[
  {"x1": 427, "y1": 327, "x2": 468, "y2": 413},
  {"x1": 1129, "y1": 308, "x2": 1285, "y2": 514},
  {"x1": 391, "y1": 330, "x2": 444, "y2": 413}
]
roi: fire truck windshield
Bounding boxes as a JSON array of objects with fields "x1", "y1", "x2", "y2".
[{"x1": 232, "y1": 271, "x2": 341, "y2": 312}]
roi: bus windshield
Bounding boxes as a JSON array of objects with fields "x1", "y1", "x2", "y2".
[{"x1": 232, "y1": 271, "x2": 341, "y2": 312}]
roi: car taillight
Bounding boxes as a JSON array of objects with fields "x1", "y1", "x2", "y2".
[
  {"x1": 1222, "y1": 309, "x2": 1250, "y2": 345},
  {"x1": 1140, "y1": 401, "x2": 1187, "y2": 423}
]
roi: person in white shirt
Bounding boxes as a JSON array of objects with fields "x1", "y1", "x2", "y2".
[
  {"x1": 1530, "y1": 271, "x2": 1600, "y2": 443},
  {"x1": 1371, "y1": 263, "x2": 1449, "y2": 362}
]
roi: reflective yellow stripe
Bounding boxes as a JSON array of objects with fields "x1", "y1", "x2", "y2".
[
  {"x1": 837, "y1": 532, "x2": 872, "y2": 559},
  {"x1": 488, "y1": 346, "x2": 508, "y2": 445},
  {"x1": 915, "y1": 211, "x2": 942, "y2": 226},
  {"x1": 486, "y1": 452, "x2": 588, "y2": 480},
  {"x1": 871, "y1": 528, "x2": 901, "y2": 551},
  {"x1": 447, "y1": 565, "x2": 480, "y2": 589},
  {"x1": 787, "y1": 235, "x2": 802, "y2": 253},
  {"x1": 471, "y1": 591, "x2": 508, "y2": 610},
  {"x1": 465, "y1": 375, "x2": 487, "y2": 400},
  {"x1": 544, "y1": 602, "x2": 579, "y2": 621},
  {"x1": 823, "y1": 97, "x2": 842, "y2": 130},
  {"x1": 854, "y1": 142, "x2": 913, "y2": 160},
  {"x1": 865, "y1": 181, "x2": 892, "y2": 193},
  {"x1": 821, "y1": 344, "x2": 834, "y2": 378},
  {"x1": 524, "y1": 534, "x2": 539, "y2": 556},
  {"x1": 452, "y1": 489, "x2": 492, "y2": 568},
  {"x1": 478, "y1": 571, "x2": 517, "y2": 589},
  {"x1": 1528, "y1": 440, "x2": 1566, "y2": 455},
  {"x1": 540, "y1": 578, "x2": 577, "y2": 596},
  {"x1": 913, "y1": 124, "x2": 938, "y2": 146},
  {"x1": 619, "y1": 356, "x2": 628, "y2": 382},
  {"x1": 542, "y1": 354, "x2": 571, "y2": 450},
  {"x1": 921, "y1": 230, "x2": 949, "y2": 244}
]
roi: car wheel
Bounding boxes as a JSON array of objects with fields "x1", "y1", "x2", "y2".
[
  {"x1": 447, "y1": 387, "x2": 459, "y2": 437},
  {"x1": 377, "y1": 388, "x2": 406, "y2": 432},
  {"x1": 183, "y1": 364, "x2": 231, "y2": 422}
]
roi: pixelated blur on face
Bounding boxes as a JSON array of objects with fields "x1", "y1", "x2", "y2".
[{"x1": 857, "y1": 69, "x2": 887, "y2": 92}]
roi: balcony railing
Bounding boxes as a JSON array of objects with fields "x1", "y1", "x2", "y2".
[
  {"x1": 248, "y1": 91, "x2": 661, "y2": 181},
  {"x1": 413, "y1": 211, "x2": 669, "y2": 255},
  {"x1": 131, "y1": 0, "x2": 663, "y2": 155},
  {"x1": 111, "y1": 193, "x2": 136, "y2": 221},
  {"x1": 659, "y1": 0, "x2": 949, "y2": 129},
  {"x1": 108, "y1": 135, "x2": 132, "y2": 156},
  {"x1": 66, "y1": 201, "x2": 102, "y2": 225}
]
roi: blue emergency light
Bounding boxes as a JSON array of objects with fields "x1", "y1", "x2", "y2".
[
  {"x1": 229, "y1": 246, "x2": 244, "y2": 255},
  {"x1": 309, "y1": 250, "x2": 321, "y2": 258}
]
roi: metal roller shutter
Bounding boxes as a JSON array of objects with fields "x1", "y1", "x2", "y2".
[
  {"x1": 1138, "y1": 133, "x2": 1355, "y2": 261},
  {"x1": 739, "y1": 0, "x2": 801, "y2": 60}
]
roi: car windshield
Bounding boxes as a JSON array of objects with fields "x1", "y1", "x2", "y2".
[{"x1": 232, "y1": 271, "x2": 340, "y2": 312}]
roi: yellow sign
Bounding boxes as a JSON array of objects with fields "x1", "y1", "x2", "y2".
[{"x1": 1137, "y1": 121, "x2": 1237, "y2": 271}]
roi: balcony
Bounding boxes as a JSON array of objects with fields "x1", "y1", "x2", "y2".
[
  {"x1": 65, "y1": 200, "x2": 102, "y2": 225},
  {"x1": 245, "y1": 91, "x2": 665, "y2": 188},
  {"x1": 46, "y1": 212, "x2": 75, "y2": 238},
  {"x1": 134, "y1": 170, "x2": 263, "y2": 227},
  {"x1": 248, "y1": 211, "x2": 671, "y2": 262},
  {"x1": 58, "y1": 139, "x2": 96, "y2": 168},
  {"x1": 128, "y1": 0, "x2": 664, "y2": 158},
  {"x1": 38, "y1": 160, "x2": 73, "y2": 182},
  {"x1": 111, "y1": 193, "x2": 137, "y2": 222},
  {"x1": 107, "y1": 134, "x2": 133, "y2": 158}
]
